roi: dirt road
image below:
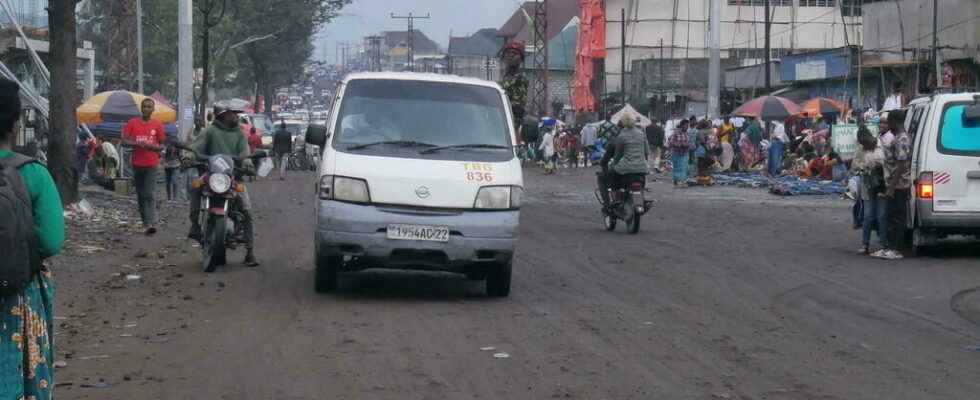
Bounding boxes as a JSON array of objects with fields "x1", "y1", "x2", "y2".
[{"x1": 54, "y1": 168, "x2": 980, "y2": 399}]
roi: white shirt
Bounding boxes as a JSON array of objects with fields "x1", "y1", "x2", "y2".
[
  {"x1": 771, "y1": 122, "x2": 789, "y2": 143},
  {"x1": 539, "y1": 131, "x2": 555, "y2": 157}
]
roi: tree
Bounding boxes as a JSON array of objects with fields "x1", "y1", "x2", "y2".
[
  {"x1": 47, "y1": 0, "x2": 80, "y2": 204},
  {"x1": 196, "y1": 0, "x2": 228, "y2": 118},
  {"x1": 230, "y1": 0, "x2": 350, "y2": 112}
]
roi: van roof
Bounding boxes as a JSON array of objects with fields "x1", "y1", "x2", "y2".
[
  {"x1": 343, "y1": 72, "x2": 503, "y2": 91},
  {"x1": 913, "y1": 92, "x2": 980, "y2": 105}
]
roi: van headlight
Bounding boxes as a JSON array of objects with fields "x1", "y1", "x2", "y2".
[
  {"x1": 474, "y1": 186, "x2": 523, "y2": 210},
  {"x1": 208, "y1": 173, "x2": 232, "y2": 194},
  {"x1": 319, "y1": 175, "x2": 370, "y2": 203}
]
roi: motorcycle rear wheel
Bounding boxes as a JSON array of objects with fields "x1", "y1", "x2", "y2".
[
  {"x1": 602, "y1": 213, "x2": 617, "y2": 231},
  {"x1": 203, "y1": 215, "x2": 227, "y2": 273},
  {"x1": 625, "y1": 199, "x2": 641, "y2": 234}
]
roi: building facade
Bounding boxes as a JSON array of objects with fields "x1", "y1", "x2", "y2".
[
  {"x1": 862, "y1": 0, "x2": 980, "y2": 95},
  {"x1": 0, "y1": 0, "x2": 48, "y2": 28},
  {"x1": 604, "y1": 0, "x2": 863, "y2": 97}
]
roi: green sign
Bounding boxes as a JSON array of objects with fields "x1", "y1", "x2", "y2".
[{"x1": 832, "y1": 124, "x2": 878, "y2": 160}]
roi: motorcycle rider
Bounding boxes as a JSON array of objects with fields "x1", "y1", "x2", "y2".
[
  {"x1": 597, "y1": 116, "x2": 649, "y2": 210},
  {"x1": 187, "y1": 102, "x2": 260, "y2": 267}
]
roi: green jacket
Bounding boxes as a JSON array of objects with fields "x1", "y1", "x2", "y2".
[
  {"x1": 191, "y1": 120, "x2": 249, "y2": 159},
  {"x1": 611, "y1": 127, "x2": 650, "y2": 175},
  {"x1": 0, "y1": 149, "x2": 64, "y2": 258}
]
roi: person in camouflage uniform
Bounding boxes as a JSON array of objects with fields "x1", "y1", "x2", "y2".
[{"x1": 499, "y1": 41, "x2": 529, "y2": 130}]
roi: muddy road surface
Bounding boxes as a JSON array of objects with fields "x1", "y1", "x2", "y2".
[{"x1": 54, "y1": 168, "x2": 980, "y2": 399}]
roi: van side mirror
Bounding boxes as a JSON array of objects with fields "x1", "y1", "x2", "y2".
[{"x1": 306, "y1": 124, "x2": 329, "y2": 147}]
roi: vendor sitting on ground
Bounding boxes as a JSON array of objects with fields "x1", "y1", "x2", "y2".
[{"x1": 801, "y1": 150, "x2": 842, "y2": 180}]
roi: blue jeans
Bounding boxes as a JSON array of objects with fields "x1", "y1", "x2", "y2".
[{"x1": 862, "y1": 196, "x2": 889, "y2": 248}]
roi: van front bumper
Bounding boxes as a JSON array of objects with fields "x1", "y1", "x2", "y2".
[{"x1": 315, "y1": 200, "x2": 518, "y2": 272}]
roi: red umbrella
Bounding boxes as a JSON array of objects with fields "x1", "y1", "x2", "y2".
[{"x1": 733, "y1": 95, "x2": 802, "y2": 120}]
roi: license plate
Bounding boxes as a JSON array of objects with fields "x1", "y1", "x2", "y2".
[{"x1": 386, "y1": 224, "x2": 450, "y2": 242}]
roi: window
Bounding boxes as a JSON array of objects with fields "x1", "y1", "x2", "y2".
[
  {"x1": 334, "y1": 79, "x2": 511, "y2": 152},
  {"x1": 726, "y1": 0, "x2": 840, "y2": 6},
  {"x1": 841, "y1": 0, "x2": 863, "y2": 16},
  {"x1": 727, "y1": 0, "x2": 793, "y2": 6},
  {"x1": 800, "y1": 0, "x2": 836, "y2": 6},
  {"x1": 937, "y1": 103, "x2": 980, "y2": 156}
]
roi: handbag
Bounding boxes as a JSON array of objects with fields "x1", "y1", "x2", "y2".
[{"x1": 863, "y1": 165, "x2": 886, "y2": 195}]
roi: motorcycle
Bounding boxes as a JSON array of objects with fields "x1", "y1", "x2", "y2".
[
  {"x1": 186, "y1": 150, "x2": 268, "y2": 272},
  {"x1": 595, "y1": 173, "x2": 653, "y2": 234}
]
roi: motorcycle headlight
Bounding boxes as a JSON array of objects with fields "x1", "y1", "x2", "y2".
[
  {"x1": 208, "y1": 173, "x2": 232, "y2": 194},
  {"x1": 319, "y1": 175, "x2": 370, "y2": 203},
  {"x1": 474, "y1": 186, "x2": 522, "y2": 210}
]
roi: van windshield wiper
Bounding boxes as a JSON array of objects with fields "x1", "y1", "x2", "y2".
[
  {"x1": 346, "y1": 140, "x2": 438, "y2": 151},
  {"x1": 420, "y1": 144, "x2": 511, "y2": 154}
]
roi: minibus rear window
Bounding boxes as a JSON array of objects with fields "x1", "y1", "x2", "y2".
[{"x1": 938, "y1": 103, "x2": 980, "y2": 156}]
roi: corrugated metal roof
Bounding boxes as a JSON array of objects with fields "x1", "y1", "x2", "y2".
[{"x1": 497, "y1": 0, "x2": 580, "y2": 44}]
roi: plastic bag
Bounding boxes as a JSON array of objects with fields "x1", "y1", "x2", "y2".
[{"x1": 257, "y1": 157, "x2": 273, "y2": 178}]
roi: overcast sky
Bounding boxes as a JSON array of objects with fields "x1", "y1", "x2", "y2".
[{"x1": 315, "y1": 0, "x2": 524, "y2": 63}]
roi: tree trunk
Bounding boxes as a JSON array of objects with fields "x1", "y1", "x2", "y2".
[
  {"x1": 262, "y1": 83, "x2": 274, "y2": 114},
  {"x1": 198, "y1": 29, "x2": 210, "y2": 119},
  {"x1": 47, "y1": 0, "x2": 80, "y2": 205}
]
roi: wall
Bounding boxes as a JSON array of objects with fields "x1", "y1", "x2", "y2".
[
  {"x1": 603, "y1": 0, "x2": 863, "y2": 93},
  {"x1": 451, "y1": 55, "x2": 498, "y2": 81}
]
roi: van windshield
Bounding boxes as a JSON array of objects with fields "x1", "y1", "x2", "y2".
[
  {"x1": 333, "y1": 79, "x2": 512, "y2": 154},
  {"x1": 939, "y1": 103, "x2": 980, "y2": 156}
]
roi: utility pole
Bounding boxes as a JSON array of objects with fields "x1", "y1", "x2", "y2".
[
  {"x1": 707, "y1": 0, "x2": 721, "y2": 118},
  {"x1": 177, "y1": 0, "x2": 193, "y2": 141},
  {"x1": 136, "y1": 0, "x2": 144, "y2": 93},
  {"x1": 660, "y1": 38, "x2": 666, "y2": 123},
  {"x1": 486, "y1": 55, "x2": 492, "y2": 81},
  {"x1": 621, "y1": 8, "x2": 627, "y2": 107},
  {"x1": 764, "y1": 0, "x2": 771, "y2": 94},
  {"x1": 530, "y1": 0, "x2": 549, "y2": 116},
  {"x1": 932, "y1": 0, "x2": 940, "y2": 89},
  {"x1": 390, "y1": 12, "x2": 431, "y2": 72}
]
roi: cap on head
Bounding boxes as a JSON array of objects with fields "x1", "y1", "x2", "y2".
[{"x1": 499, "y1": 41, "x2": 526, "y2": 61}]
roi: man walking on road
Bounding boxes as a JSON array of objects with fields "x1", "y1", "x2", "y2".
[
  {"x1": 273, "y1": 120, "x2": 292, "y2": 180},
  {"x1": 122, "y1": 98, "x2": 166, "y2": 235},
  {"x1": 645, "y1": 119, "x2": 665, "y2": 173}
]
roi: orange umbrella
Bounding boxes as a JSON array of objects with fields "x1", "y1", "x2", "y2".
[
  {"x1": 77, "y1": 91, "x2": 177, "y2": 124},
  {"x1": 799, "y1": 97, "x2": 846, "y2": 117}
]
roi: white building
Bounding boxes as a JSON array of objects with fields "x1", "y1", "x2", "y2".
[{"x1": 603, "y1": 0, "x2": 863, "y2": 94}]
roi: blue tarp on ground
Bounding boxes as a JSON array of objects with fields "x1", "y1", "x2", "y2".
[{"x1": 713, "y1": 172, "x2": 847, "y2": 196}]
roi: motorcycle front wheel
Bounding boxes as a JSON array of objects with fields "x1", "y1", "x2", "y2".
[{"x1": 203, "y1": 214, "x2": 227, "y2": 272}]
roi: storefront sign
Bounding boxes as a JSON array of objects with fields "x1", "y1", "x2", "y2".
[
  {"x1": 796, "y1": 60, "x2": 827, "y2": 81},
  {"x1": 831, "y1": 124, "x2": 878, "y2": 160}
]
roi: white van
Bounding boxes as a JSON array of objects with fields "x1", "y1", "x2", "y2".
[
  {"x1": 306, "y1": 73, "x2": 523, "y2": 296},
  {"x1": 904, "y1": 93, "x2": 980, "y2": 255}
]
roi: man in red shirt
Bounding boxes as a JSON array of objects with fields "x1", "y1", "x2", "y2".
[{"x1": 122, "y1": 98, "x2": 166, "y2": 235}]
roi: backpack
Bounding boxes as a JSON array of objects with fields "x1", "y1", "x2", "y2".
[{"x1": 0, "y1": 154, "x2": 39, "y2": 296}]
